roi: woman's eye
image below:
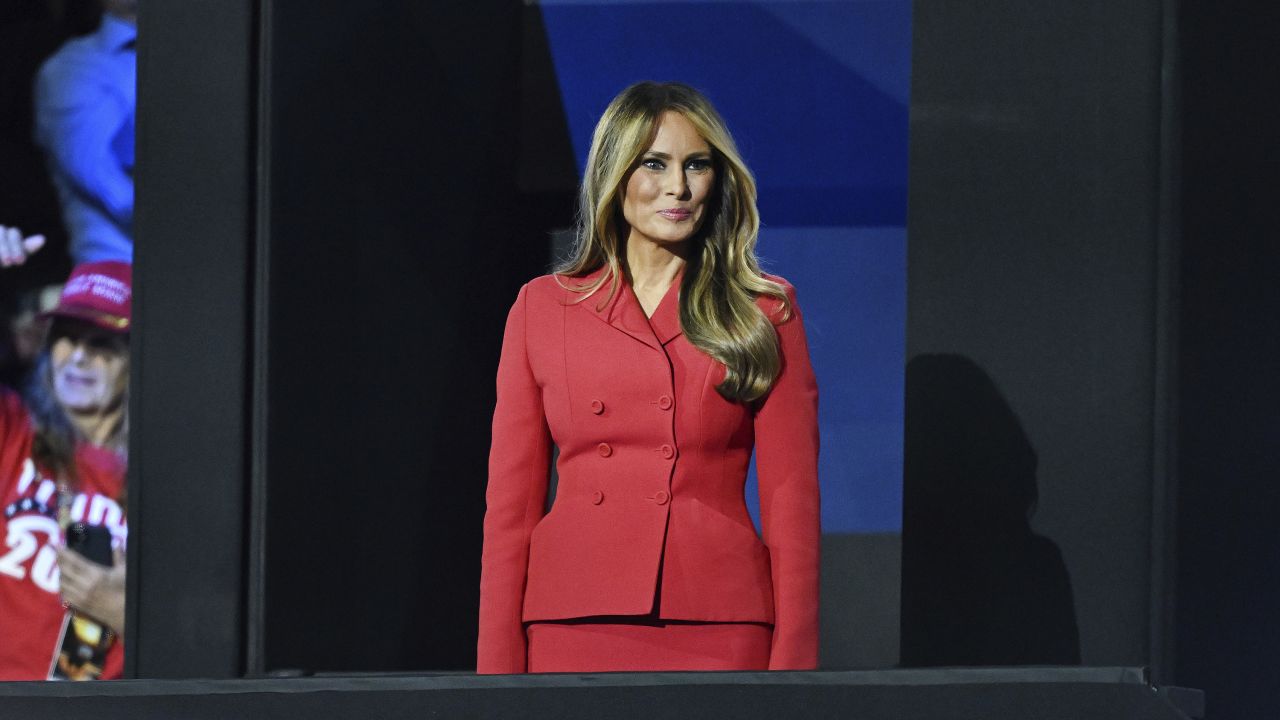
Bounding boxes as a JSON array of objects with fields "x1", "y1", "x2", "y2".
[
  {"x1": 642, "y1": 158, "x2": 665, "y2": 170},
  {"x1": 686, "y1": 159, "x2": 712, "y2": 172}
]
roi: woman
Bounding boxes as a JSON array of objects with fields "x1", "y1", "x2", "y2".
[
  {"x1": 0, "y1": 260, "x2": 130, "y2": 680},
  {"x1": 478, "y1": 82, "x2": 820, "y2": 674}
]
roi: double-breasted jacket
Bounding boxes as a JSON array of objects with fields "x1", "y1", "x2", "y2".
[{"x1": 478, "y1": 269, "x2": 820, "y2": 674}]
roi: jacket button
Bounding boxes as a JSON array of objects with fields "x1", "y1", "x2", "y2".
[
  {"x1": 597, "y1": 443, "x2": 613, "y2": 457},
  {"x1": 592, "y1": 490, "x2": 604, "y2": 505},
  {"x1": 657, "y1": 395, "x2": 673, "y2": 410},
  {"x1": 659, "y1": 444, "x2": 675, "y2": 459},
  {"x1": 653, "y1": 490, "x2": 670, "y2": 505},
  {"x1": 590, "y1": 399, "x2": 604, "y2": 415}
]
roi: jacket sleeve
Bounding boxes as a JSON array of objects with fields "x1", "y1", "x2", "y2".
[
  {"x1": 477, "y1": 284, "x2": 551, "y2": 674},
  {"x1": 754, "y1": 283, "x2": 821, "y2": 669}
]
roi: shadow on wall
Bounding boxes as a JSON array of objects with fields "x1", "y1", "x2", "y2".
[{"x1": 900, "y1": 354, "x2": 1080, "y2": 666}]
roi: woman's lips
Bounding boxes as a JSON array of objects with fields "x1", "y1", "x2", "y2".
[
  {"x1": 61, "y1": 373, "x2": 96, "y2": 388},
  {"x1": 659, "y1": 209, "x2": 692, "y2": 221}
]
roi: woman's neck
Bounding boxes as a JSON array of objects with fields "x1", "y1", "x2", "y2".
[
  {"x1": 68, "y1": 405, "x2": 124, "y2": 448},
  {"x1": 624, "y1": 236, "x2": 688, "y2": 294}
]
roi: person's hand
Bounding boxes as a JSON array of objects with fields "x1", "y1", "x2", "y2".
[
  {"x1": 57, "y1": 545, "x2": 126, "y2": 633},
  {"x1": 1, "y1": 225, "x2": 46, "y2": 267}
]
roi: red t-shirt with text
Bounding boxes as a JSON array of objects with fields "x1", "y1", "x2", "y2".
[{"x1": 0, "y1": 388, "x2": 126, "y2": 680}]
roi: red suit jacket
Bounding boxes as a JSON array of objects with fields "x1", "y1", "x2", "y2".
[{"x1": 478, "y1": 270, "x2": 820, "y2": 674}]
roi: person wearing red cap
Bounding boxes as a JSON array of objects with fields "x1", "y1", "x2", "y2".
[{"x1": 0, "y1": 260, "x2": 130, "y2": 680}]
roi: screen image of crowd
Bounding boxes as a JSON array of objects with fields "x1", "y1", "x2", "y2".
[{"x1": 1, "y1": 0, "x2": 134, "y2": 681}]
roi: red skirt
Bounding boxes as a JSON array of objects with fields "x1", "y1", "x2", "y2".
[{"x1": 526, "y1": 619, "x2": 773, "y2": 673}]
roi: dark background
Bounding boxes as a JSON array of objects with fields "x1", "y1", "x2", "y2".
[
  {"x1": 73, "y1": 0, "x2": 1275, "y2": 718},
  {"x1": 0, "y1": 0, "x2": 96, "y2": 385},
  {"x1": 1175, "y1": 2, "x2": 1280, "y2": 719},
  {"x1": 259, "y1": 0, "x2": 528, "y2": 673}
]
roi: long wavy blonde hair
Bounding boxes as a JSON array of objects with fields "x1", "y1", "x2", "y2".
[{"x1": 557, "y1": 81, "x2": 789, "y2": 403}]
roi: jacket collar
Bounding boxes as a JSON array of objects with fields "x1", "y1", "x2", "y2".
[
  {"x1": 97, "y1": 13, "x2": 138, "y2": 53},
  {"x1": 569, "y1": 265, "x2": 684, "y2": 350}
]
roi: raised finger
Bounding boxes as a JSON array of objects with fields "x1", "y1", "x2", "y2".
[
  {"x1": 8, "y1": 226, "x2": 26, "y2": 263},
  {"x1": 22, "y1": 234, "x2": 45, "y2": 256},
  {"x1": 0, "y1": 227, "x2": 20, "y2": 265}
]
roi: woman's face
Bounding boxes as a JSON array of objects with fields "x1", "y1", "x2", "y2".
[
  {"x1": 49, "y1": 320, "x2": 129, "y2": 414},
  {"x1": 622, "y1": 111, "x2": 716, "y2": 249}
]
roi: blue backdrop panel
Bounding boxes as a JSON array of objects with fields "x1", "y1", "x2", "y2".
[
  {"x1": 541, "y1": 0, "x2": 910, "y2": 532},
  {"x1": 748, "y1": 226, "x2": 906, "y2": 532}
]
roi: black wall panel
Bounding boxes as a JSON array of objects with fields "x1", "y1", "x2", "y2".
[
  {"x1": 904, "y1": 0, "x2": 1172, "y2": 670},
  {"x1": 129, "y1": 0, "x2": 256, "y2": 678},
  {"x1": 1174, "y1": 2, "x2": 1280, "y2": 717},
  {"x1": 259, "y1": 0, "x2": 546, "y2": 673}
]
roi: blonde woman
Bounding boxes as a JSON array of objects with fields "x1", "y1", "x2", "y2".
[{"x1": 479, "y1": 82, "x2": 819, "y2": 674}]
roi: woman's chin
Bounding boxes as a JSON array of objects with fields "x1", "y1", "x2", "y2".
[
  {"x1": 644, "y1": 231, "x2": 696, "y2": 247},
  {"x1": 55, "y1": 393, "x2": 101, "y2": 414}
]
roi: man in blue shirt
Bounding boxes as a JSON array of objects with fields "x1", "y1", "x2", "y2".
[{"x1": 34, "y1": 1, "x2": 136, "y2": 264}]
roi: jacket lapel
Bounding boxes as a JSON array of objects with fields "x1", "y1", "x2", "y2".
[
  {"x1": 609, "y1": 282, "x2": 664, "y2": 351},
  {"x1": 648, "y1": 273, "x2": 684, "y2": 346},
  {"x1": 568, "y1": 267, "x2": 663, "y2": 352}
]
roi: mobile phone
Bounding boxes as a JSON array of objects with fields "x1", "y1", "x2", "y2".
[
  {"x1": 65, "y1": 523, "x2": 113, "y2": 566},
  {"x1": 50, "y1": 523, "x2": 117, "y2": 680}
]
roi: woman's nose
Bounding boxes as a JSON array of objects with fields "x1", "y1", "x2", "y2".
[
  {"x1": 67, "y1": 340, "x2": 88, "y2": 363},
  {"x1": 665, "y1": 169, "x2": 690, "y2": 199}
]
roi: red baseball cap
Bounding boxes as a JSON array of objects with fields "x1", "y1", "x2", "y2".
[{"x1": 40, "y1": 261, "x2": 132, "y2": 333}]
